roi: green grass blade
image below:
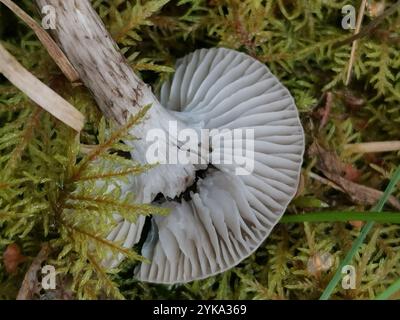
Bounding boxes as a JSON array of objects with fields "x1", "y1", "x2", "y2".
[
  {"x1": 319, "y1": 166, "x2": 400, "y2": 300},
  {"x1": 375, "y1": 278, "x2": 400, "y2": 300},
  {"x1": 280, "y1": 211, "x2": 400, "y2": 223}
]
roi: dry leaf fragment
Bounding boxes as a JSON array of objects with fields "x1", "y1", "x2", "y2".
[
  {"x1": 309, "y1": 143, "x2": 400, "y2": 210},
  {"x1": 3, "y1": 243, "x2": 27, "y2": 274}
]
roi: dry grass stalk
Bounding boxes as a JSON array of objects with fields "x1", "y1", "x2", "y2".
[
  {"x1": 344, "y1": 141, "x2": 400, "y2": 154},
  {"x1": 0, "y1": 0, "x2": 80, "y2": 83},
  {"x1": 346, "y1": 0, "x2": 367, "y2": 85},
  {"x1": 0, "y1": 43, "x2": 85, "y2": 132}
]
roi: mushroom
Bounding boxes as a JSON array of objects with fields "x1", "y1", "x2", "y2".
[
  {"x1": 35, "y1": 0, "x2": 304, "y2": 284},
  {"x1": 107, "y1": 48, "x2": 305, "y2": 283}
]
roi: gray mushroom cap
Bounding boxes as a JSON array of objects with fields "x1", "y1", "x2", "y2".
[{"x1": 107, "y1": 48, "x2": 304, "y2": 284}]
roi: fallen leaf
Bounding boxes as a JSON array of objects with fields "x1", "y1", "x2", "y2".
[{"x1": 309, "y1": 142, "x2": 400, "y2": 210}]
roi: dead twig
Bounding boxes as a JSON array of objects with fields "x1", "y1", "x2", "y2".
[
  {"x1": 16, "y1": 244, "x2": 51, "y2": 300},
  {"x1": 309, "y1": 143, "x2": 400, "y2": 210},
  {"x1": 308, "y1": 171, "x2": 344, "y2": 192}
]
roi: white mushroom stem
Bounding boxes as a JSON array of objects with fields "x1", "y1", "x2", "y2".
[
  {"x1": 35, "y1": 0, "x2": 198, "y2": 200},
  {"x1": 36, "y1": 0, "x2": 154, "y2": 123}
]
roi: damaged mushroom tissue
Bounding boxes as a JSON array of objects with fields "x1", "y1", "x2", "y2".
[{"x1": 104, "y1": 47, "x2": 305, "y2": 284}]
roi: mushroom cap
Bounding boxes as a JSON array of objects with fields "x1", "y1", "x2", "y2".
[
  {"x1": 106, "y1": 48, "x2": 304, "y2": 283},
  {"x1": 129, "y1": 48, "x2": 305, "y2": 283}
]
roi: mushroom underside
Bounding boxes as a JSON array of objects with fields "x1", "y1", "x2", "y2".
[{"x1": 107, "y1": 48, "x2": 304, "y2": 284}]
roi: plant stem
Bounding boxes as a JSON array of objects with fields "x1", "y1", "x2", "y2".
[
  {"x1": 319, "y1": 166, "x2": 400, "y2": 300},
  {"x1": 376, "y1": 278, "x2": 400, "y2": 300},
  {"x1": 344, "y1": 141, "x2": 400, "y2": 154},
  {"x1": 335, "y1": 0, "x2": 400, "y2": 48},
  {"x1": 0, "y1": 43, "x2": 84, "y2": 132},
  {"x1": 280, "y1": 211, "x2": 400, "y2": 224},
  {"x1": 345, "y1": 0, "x2": 367, "y2": 85}
]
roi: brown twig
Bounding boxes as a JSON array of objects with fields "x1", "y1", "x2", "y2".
[
  {"x1": 0, "y1": 0, "x2": 80, "y2": 83},
  {"x1": 309, "y1": 143, "x2": 400, "y2": 210},
  {"x1": 16, "y1": 244, "x2": 51, "y2": 300},
  {"x1": 308, "y1": 171, "x2": 345, "y2": 192}
]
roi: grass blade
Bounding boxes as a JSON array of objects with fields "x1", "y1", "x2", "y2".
[
  {"x1": 280, "y1": 211, "x2": 400, "y2": 224},
  {"x1": 376, "y1": 278, "x2": 400, "y2": 300},
  {"x1": 319, "y1": 166, "x2": 400, "y2": 300}
]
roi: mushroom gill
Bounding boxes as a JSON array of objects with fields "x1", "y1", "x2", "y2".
[{"x1": 108, "y1": 48, "x2": 305, "y2": 283}]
